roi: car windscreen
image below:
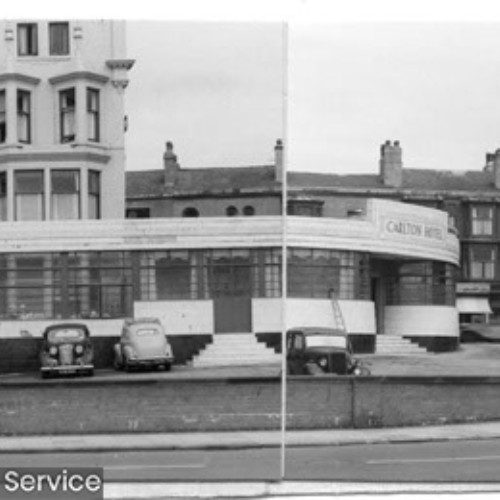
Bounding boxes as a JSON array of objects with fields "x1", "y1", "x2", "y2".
[
  {"x1": 305, "y1": 335, "x2": 347, "y2": 349},
  {"x1": 135, "y1": 328, "x2": 161, "y2": 336},
  {"x1": 48, "y1": 328, "x2": 86, "y2": 343}
]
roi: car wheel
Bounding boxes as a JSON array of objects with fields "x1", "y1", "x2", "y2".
[
  {"x1": 41, "y1": 371, "x2": 50, "y2": 379},
  {"x1": 86, "y1": 369, "x2": 94, "y2": 377},
  {"x1": 113, "y1": 358, "x2": 123, "y2": 371},
  {"x1": 124, "y1": 362, "x2": 133, "y2": 373},
  {"x1": 164, "y1": 363, "x2": 171, "y2": 372}
]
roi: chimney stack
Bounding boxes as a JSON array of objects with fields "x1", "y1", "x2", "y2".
[
  {"x1": 163, "y1": 141, "x2": 179, "y2": 188},
  {"x1": 494, "y1": 149, "x2": 500, "y2": 189},
  {"x1": 379, "y1": 140, "x2": 403, "y2": 187},
  {"x1": 274, "y1": 139, "x2": 284, "y2": 183}
]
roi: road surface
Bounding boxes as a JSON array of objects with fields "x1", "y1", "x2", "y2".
[{"x1": 3, "y1": 439, "x2": 500, "y2": 482}]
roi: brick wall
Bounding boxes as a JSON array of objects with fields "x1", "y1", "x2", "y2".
[{"x1": 2, "y1": 376, "x2": 500, "y2": 435}]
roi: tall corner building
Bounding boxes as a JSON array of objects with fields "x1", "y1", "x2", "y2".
[{"x1": 0, "y1": 20, "x2": 134, "y2": 221}]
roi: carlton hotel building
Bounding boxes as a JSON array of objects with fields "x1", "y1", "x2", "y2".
[{"x1": 0, "y1": 20, "x2": 460, "y2": 372}]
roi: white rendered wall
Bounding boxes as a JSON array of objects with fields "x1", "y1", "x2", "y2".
[
  {"x1": 134, "y1": 300, "x2": 213, "y2": 335},
  {"x1": 253, "y1": 298, "x2": 376, "y2": 334},
  {"x1": 0, "y1": 319, "x2": 123, "y2": 338},
  {"x1": 384, "y1": 306, "x2": 459, "y2": 337}
]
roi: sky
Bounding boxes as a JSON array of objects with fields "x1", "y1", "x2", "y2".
[
  {"x1": 125, "y1": 21, "x2": 285, "y2": 171},
  {"x1": 7, "y1": 1, "x2": 500, "y2": 175},
  {"x1": 125, "y1": 19, "x2": 500, "y2": 175}
]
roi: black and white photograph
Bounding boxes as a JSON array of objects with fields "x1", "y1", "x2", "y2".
[{"x1": 1, "y1": 1, "x2": 500, "y2": 499}]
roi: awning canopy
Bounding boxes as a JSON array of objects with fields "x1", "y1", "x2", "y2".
[{"x1": 456, "y1": 297, "x2": 492, "y2": 314}]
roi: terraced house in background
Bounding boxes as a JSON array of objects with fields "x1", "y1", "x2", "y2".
[{"x1": 0, "y1": 20, "x2": 461, "y2": 374}]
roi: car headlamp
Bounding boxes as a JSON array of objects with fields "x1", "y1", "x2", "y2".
[
  {"x1": 318, "y1": 357, "x2": 328, "y2": 368},
  {"x1": 49, "y1": 346, "x2": 58, "y2": 356},
  {"x1": 74, "y1": 344, "x2": 84, "y2": 355}
]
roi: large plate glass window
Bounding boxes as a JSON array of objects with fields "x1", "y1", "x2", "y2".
[
  {"x1": 17, "y1": 23, "x2": 38, "y2": 56},
  {"x1": 51, "y1": 170, "x2": 80, "y2": 220},
  {"x1": 49, "y1": 22, "x2": 70, "y2": 56},
  {"x1": 15, "y1": 170, "x2": 44, "y2": 221}
]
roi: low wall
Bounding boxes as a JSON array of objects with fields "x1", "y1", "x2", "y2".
[{"x1": 2, "y1": 376, "x2": 500, "y2": 435}]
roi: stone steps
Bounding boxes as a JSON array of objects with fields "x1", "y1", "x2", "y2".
[
  {"x1": 192, "y1": 333, "x2": 281, "y2": 367},
  {"x1": 376, "y1": 336, "x2": 429, "y2": 355}
]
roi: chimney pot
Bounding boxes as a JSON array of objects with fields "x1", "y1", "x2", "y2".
[
  {"x1": 163, "y1": 140, "x2": 179, "y2": 188},
  {"x1": 379, "y1": 140, "x2": 403, "y2": 187},
  {"x1": 274, "y1": 139, "x2": 284, "y2": 183}
]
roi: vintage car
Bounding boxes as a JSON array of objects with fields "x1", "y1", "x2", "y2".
[
  {"x1": 40, "y1": 323, "x2": 94, "y2": 378},
  {"x1": 460, "y1": 323, "x2": 500, "y2": 343},
  {"x1": 113, "y1": 317, "x2": 174, "y2": 371},
  {"x1": 286, "y1": 327, "x2": 370, "y2": 376}
]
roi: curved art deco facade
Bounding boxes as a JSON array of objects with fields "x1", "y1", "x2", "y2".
[{"x1": 0, "y1": 198, "x2": 459, "y2": 357}]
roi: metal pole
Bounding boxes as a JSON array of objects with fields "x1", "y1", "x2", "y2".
[{"x1": 280, "y1": 21, "x2": 289, "y2": 481}]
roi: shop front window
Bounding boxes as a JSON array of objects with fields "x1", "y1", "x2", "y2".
[{"x1": 387, "y1": 261, "x2": 456, "y2": 305}]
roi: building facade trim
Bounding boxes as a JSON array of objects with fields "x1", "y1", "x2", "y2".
[
  {"x1": 0, "y1": 73, "x2": 41, "y2": 85},
  {"x1": 0, "y1": 151, "x2": 111, "y2": 164},
  {"x1": 48, "y1": 71, "x2": 109, "y2": 85}
]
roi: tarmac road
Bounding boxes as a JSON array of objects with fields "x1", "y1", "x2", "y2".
[{"x1": 4, "y1": 439, "x2": 500, "y2": 482}]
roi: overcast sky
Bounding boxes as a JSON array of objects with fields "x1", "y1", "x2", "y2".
[
  {"x1": 288, "y1": 22, "x2": 500, "y2": 173},
  {"x1": 125, "y1": 22, "x2": 285, "y2": 171},
  {"x1": 125, "y1": 20, "x2": 500, "y2": 175}
]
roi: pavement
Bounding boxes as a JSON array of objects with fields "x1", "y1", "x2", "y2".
[{"x1": 3, "y1": 420, "x2": 500, "y2": 454}]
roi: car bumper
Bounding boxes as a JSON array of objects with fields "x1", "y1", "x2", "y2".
[
  {"x1": 41, "y1": 364, "x2": 94, "y2": 375},
  {"x1": 126, "y1": 357, "x2": 173, "y2": 367}
]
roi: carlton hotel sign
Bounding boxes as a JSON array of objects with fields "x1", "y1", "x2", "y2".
[{"x1": 384, "y1": 219, "x2": 445, "y2": 241}]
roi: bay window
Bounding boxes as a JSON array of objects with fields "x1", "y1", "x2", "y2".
[
  {"x1": 51, "y1": 170, "x2": 80, "y2": 220},
  {"x1": 15, "y1": 170, "x2": 44, "y2": 221}
]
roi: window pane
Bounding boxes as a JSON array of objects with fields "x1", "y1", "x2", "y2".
[
  {"x1": 16, "y1": 194, "x2": 43, "y2": 221},
  {"x1": 17, "y1": 91, "x2": 31, "y2": 143},
  {"x1": 0, "y1": 90, "x2": 5, "y2": 143},
  {"x1": 17, "y1": 24, "x2": 38, "y2": 56},
  {"x1": 60, "y1": 89, "x2": 75, "y2": 142},
  {"x1": 86, "y1": 88, "x2": 100, "y2": 142},
  {"x1": 52, "y1": 170, "x2": 79, "y2": 193},
  {"x1": 15, "y1": 171, "x2": 43, "y2": 193},
  {"x1": 52, "y1": 194, "x2": 79, "y2": 220},
  {"x1": 49, "y1": 22, "x2": 69, "y2": 55}
]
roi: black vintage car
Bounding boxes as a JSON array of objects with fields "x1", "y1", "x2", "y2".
[
  {"x1": 39, "y1": 323, "x2": 94, "y2": 378},
  {"x1": 286, "y1": 327, "x2": 370, "y2": 376}
]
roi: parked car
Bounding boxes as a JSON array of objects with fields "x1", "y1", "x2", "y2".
[
  {"x1": 460, "y1": 323, "x2": 500, "y2": 343},
  {"x1": 286, "y1": 327, "x2": 370, "y2": 376},
  {"x1": 40, "y1": 323, "x2": 94, "y2": 378},
  {"x1": 114, "y1": 317, "x2": 174, "y2": 372}
]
